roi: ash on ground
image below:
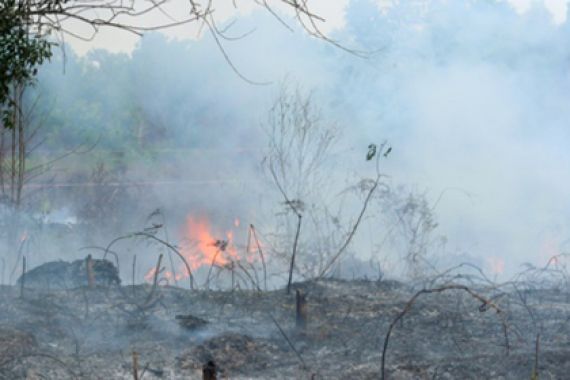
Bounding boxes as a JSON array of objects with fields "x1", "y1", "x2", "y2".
[{"x1": 1, "y1": 268, "x2": 569, "y2": 379}]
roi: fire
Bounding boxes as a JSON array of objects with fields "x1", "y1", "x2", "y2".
[
  {"x1": 144, "y1": 267, "x2": 157, "y2": 282},
  {"x1": 144, "y1": 215, "x2": 265, "y2": 284},
  {"x1": 182, "y1": 216, "x2": 240, "y2": 270}
]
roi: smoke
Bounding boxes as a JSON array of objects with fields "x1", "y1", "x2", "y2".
[
  {"x1": 11, "y1": 0, "x2": 570, "y2": 282},
  {"x1": 335, "y1": 0, "x2": 570, "y2": 275}
]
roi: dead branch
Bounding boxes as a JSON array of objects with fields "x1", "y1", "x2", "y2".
[
  {"x1": 205, "y1": 248, "x2": 222, "y2": 290},
  {"x1": 318, "y1": 142, "x2": 388, "y2": 278},
  {"x1": 19, "y1": 255, "x2": 26, "y2": 298},
  {"x1": 103, "y1": 231, "x2": 194, "y2": 289},
  {"x1": 250, "y1": 224, "x2": 267, "y2": 291},
  {"x1": 132, "y1": 254, "x2": 137, "y2": 296},
  {"x1": 269, "y1": 314, "x2": 306, "y2": 368},
  {"x1": 142, "y1": 254, "x2": 164, "y2": 308},
  {"x1": 380, "y1": 284, "x2": 508, "y2": 380}
]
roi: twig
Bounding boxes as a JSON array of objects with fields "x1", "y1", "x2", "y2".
[
  {"x1": 205, "y1": 249, "x2": 222, "y2": 290},
  {"x1": 20, "y1": 256, "x2": 26, "y2": 298},
  {"x1": 132, "y1": 254, "x2": 137, "y2": 297},
  {"x1": 144, "y1": 254, "x2": 163, "y2": 306},
  {"x1": 269, "y1": 314, "x2": 306, "y2": 368},
  {"x1": 318, "y1": 142, "x2": 388, "y2": 278},
  {"x1": 103, "y1": 232, "x2": 194, "y2": 289},
  {"x1": 86, "y1": 254, "x2": 94, "y2": 288},
  {"x1": 532, "y1": 334, "x2": 540, "y2": 380},
  {"x1": 251, "y1": 224, "x2": 267, "y2": 291},
  {"x1": 380, "y1": 285, "x2": 507, "y2": 380}
]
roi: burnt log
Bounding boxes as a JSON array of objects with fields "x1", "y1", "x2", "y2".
[{"x1": 16, "y1": 258, "x2": 120, "y2": 290}]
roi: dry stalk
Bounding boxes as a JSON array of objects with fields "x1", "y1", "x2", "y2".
[
  {"x1": 86, "y1": 254, "x2": 94, "y2": 288},
  {"x1": 104, "y1": 232, "x2": 194, "y2": 289},
  {"x1": 236, "y1": 261, "x2": 261, "y2": 291},
  {"x1": 296, "y1": 289, "x2": 307, "y2": 330},
  {"x1": 19, "y1": 255, "x2": 26, "y2": 298},
  {"x1": 318, "y1": 142, "x2": 388, "y2": 278},
  {"x1": 250, "y1": 224, "x2": 268, "y2": 291},
  {"x1": 132, "y1": 351, "x2": 139, "y2": 380},
  {"x1": 143, "y1": 254, "x2": 163, "y2": 307},
  {"x1": 380, "y1": 284, "x2": 508, "y2": 380},
  {"x1": 132, "y1": 254, "x2": 137, "y2": 297},
  {"x1": 531, "y1": 334, "x2": 540, "y2": 380},
  {"x1": 269, "y1": 314, "x2": 306, "y2": 368},
  {"x1": 205, "y1": 249, "x2": 222, "y2": 290}
]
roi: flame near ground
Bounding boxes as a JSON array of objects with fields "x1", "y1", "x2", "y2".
[{"x1": 144, "y1": 216, "x2": 262, "y2": 286}]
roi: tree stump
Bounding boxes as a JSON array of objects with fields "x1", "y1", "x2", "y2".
[{"x1": 203, "y1": 360, "x2": 217, "y2": 380}]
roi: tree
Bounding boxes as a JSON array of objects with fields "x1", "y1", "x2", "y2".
[
  {"x1": 1, "y1": 0, "x2": 339, "y2": 94},
  {"x1": 0, "y1": 1, "x2": 52, "y2": 128},
  {"x1": 263, "y1": 85, "x2": 391, "y2": 289}
]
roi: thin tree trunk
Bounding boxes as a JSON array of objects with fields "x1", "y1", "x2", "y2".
[
  {"x1": 0, "y1": 125, "x2": 5, "y2": 196},
  {"x1": 16, "y1": 84, "x2": 25, "y2": 207},
  {"x1": 10, "y1": 98, "x2": 16, "y2": 202},
  {"x1": 286, "y1": 214, "x2": 302, "y2": 294}
]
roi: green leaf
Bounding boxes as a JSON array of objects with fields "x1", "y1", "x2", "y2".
[{"x1": 366, "y1": 143, "x2": 377, "y2": 161}]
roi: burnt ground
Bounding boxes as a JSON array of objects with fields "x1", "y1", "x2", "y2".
[{"x1": 0, "y1": 278, "x2": 569, "y2": 379}]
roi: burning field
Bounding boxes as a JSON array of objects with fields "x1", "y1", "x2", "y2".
[
  {"x1": 4, "y1": 1, "x2": 570, "y2": 379},
  {"x1": 1, "y1": 254, "x2": 570, "y2": 379}
]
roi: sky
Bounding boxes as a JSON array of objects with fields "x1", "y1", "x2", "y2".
[{"x1": 65, "y1": 0, "x2": 570, "y2": 55}]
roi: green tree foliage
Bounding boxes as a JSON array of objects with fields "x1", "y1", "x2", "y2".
[{"x1": 0, "y1": 0, "x2": 52, "y2": 128}]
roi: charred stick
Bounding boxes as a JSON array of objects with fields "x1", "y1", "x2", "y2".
[
  {"x1": 268, "y1": 162, "x2": 302, "y2": 295},
  {"x1": 231, "y1": 261, "x2": 235, "y2": 291},
  {"x1": 287, "y1": 214, "x2": 302, "y2": 295},
  {"x1": 532, "y1": 333, "x2": 540, "y2": 380},
  {"x1": 144, "y1": 254, "x2": 163, "y2": 306},
  {"x1": 269, "y1": 314, "x2": 306, "y2": 368},
  {"x1": 205, "y1": 249, "x2": 222, "y2": 290},
  {"x1": 132, "y1": 254, "x2": 137, "y2": 297},
  {"x1": 19, "y1": 256, "x2": 26, "y2": 298},
  {"x1": 251, "y1": 224, "x2": 267, "y2": 291},
  {"x1": 132, "y1": 351, "x2": 139, "y2": 380},
  {"x1": 153, "y1": 254, "x2": 163, "y2": 288},
  {"x1": 296, "y1": 289, "x2": 307, "y2": 330},
  {"x1": 247, "y1": 261, "x2": 261, "y2": 291},
  {"x1": 86, "y1": 254, "x2": 95, "y2": 288},
  {"x1": 236, "y1": 261, "x2": 261, "y2": 291},
  {"x1": 9, "y1": 237, "x2": 27, "y2": 284},
  {"x1": 380, "y1": 285, "x2": 507, "y2": 380}
]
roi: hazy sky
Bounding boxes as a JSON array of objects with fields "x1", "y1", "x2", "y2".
[{"x1": 65, "y1": 0, "x2": 570, "y2": 55}]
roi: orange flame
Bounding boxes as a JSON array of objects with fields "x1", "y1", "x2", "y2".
[
  {"x1": 144, "y1": 215, "x2": 264, "y2": 284},
  {"x1": 182, "y1": 216, "x2": 240, "y2": 270}
]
